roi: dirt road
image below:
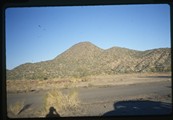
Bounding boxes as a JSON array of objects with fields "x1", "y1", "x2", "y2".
[
  {"x1": 77, "y1": 81, "x2": 171, "y2": 103},
  {"x1": 7, "y1": 80, "x2": 172, "y2": 117}
]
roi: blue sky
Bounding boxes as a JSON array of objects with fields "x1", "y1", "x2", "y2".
[{"x1": 6, "y1": 4, "x2": 170, "y2": 70}]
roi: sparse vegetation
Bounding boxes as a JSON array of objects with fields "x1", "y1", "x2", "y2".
[
  {"x1": 6, "y1": 42, "x2": 171, "y2": 80},
  {"x1": 8, "y1": 100, "x2": 25, "y2": 115},
  {"x1": 7, "y1": 72, "x2": 171, "y2": 117},
  {"x1": 6, "y1": 42, "x2": 172, "y2": 118},
  {"x1": 42, "y1": 89, "x2": 80, "y2": 116},
  {"x1": 7, "y1": 72, "x2": 171, "y2": 93}
]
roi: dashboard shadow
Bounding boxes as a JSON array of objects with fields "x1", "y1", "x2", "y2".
[{"x1": 103, "y1": 100, "x2": 172, "y2": 116}]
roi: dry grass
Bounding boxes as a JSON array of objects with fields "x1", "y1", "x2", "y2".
[
  {"x1": 8, "y1": 100, "x2": 25, "y2": 115},
  {"x1": 42, "y1": 89, "x2": 80, "y2": 116},
  {"x1": 7, "y1": 77, "x2": 80, "y2": 93},
  {"x1": 7, "y1": 72, "x2": 171, "y2": 93}
]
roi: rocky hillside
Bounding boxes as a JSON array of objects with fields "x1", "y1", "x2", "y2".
[{"x1": 7, "y1": 42, "x2": 171, "y2": 80}]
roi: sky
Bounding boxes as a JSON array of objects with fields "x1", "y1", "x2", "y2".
[{"x1": 5, "y1": 4, "x2": 170, "y2": 70}]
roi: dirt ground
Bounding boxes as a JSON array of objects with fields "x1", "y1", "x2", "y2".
[{"x1": 6, "y1": 72, "x2": 172, "y2": 118}]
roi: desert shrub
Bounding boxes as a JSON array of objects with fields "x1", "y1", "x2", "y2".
[
  {"x1": 8, "y1": 100, "x2": 25, "y2": 115},
  {"x1": 43, "y1": 89, "x2": 80, "y2": 116},
  {"x1": 44, "y1": 77, "x2": 48, "y2": 80},
  {"x1": 163, "y1": 66, "x2": 171, "y2": 72},
  {"x1": 64, "y1": 82, "x2": 71, "y2": 89},
  {"x1": 81, "y1": 77, "x2": 88, "y2": 82}
]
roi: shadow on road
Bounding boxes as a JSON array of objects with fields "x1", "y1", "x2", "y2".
[
  {"x1": 45, "y1": 107, "x2": 60, "y2": 118},
  {"x1": 18, "y1": 104, "x2": 32, "y2": 115},
  {"x1": 141, "y1": 76, "x2": 171, "y2": 79},
  {"x1": 103, "y1": 100, "x2": 172, "y2": 116}
]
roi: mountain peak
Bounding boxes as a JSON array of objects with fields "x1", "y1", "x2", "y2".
[
  {"x1": 76, "y1": 41, "x2": 93, "y2": 45},
  {"x1": 54, "y1": 41, "x2": 103, "y2": 61},
  {"x1": 73, "y1": 41, "x2": 99, "y2": 48}
]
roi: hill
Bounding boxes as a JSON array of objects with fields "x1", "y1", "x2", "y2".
[{"x1": 7, "y1": 42, "x2": 171, "y2": 80}]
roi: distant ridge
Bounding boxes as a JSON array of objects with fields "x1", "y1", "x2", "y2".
[{"x1": 7, "y1": 41, "x2": 171, "y2": 80}]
